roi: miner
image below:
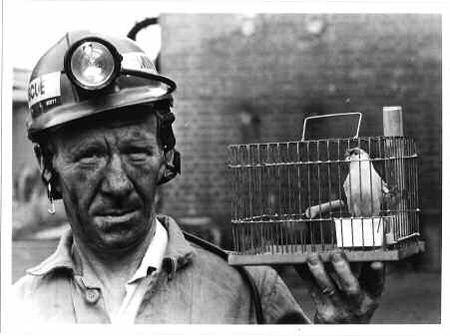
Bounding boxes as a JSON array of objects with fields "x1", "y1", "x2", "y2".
[{"x1": 14, "y1": 30, "x2": 385, "y2": 324}]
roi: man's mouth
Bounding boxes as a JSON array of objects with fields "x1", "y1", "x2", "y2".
[
  {"x1": 100, "y1": 210, "x2": 138, "y2": 220},
  {"x1": 94, "y1": 208, "x2": 140, "y2": 230}
]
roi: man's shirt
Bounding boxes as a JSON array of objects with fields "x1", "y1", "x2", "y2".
[
  {"x1": 110, "y1": 218, "x2": 168, "y2": 323},
  {"x1": 12, "y1": 215, "x2": 310, "y2": 324}
]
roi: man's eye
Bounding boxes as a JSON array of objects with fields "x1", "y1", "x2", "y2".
[
  {"x1": 124, "y1": 147, "x2": 152, "y2": 161},
  {"x1": 77, "y1": 150, "x2": 104, "y2": 163}
]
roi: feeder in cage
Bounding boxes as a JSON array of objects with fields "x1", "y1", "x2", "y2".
[{"x1": 228, "y1": 108, "x2": 424, "y2": 265}]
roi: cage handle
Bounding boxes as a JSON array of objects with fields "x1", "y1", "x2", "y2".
[{"x1": 301, "y1": 112, "x2": 362, "y2": 141}]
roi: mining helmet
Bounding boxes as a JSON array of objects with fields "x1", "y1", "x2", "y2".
[
  {"x1": 28, "y1": 30, "x2": 180, "y2": 193},
  {"x1": 26, "y1": 30, "x2": 176, "y2": 142}
]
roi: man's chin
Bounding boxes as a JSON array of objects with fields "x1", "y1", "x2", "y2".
[
  {"x1": 92, "y1": 230, "x2": 148, "y2": 253},
  {"x1": 88, "y1": 216, "x2": 151, "y2": 251}
]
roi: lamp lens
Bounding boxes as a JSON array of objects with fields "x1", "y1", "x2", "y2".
[{"x1": 70, "y1": 41, "x2": 116, "y2": 89}]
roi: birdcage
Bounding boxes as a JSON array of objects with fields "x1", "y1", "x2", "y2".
[{"x1": 228, "y1": 112, "x2": 424, "y2": 265}]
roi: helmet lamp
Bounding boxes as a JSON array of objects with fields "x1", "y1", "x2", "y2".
[
  {"x1": 65, "y1": 38, "x2": 121, "y2": 91},
  {"x1": 28, "y1": 30, "x2": 178, "y2": 143}
]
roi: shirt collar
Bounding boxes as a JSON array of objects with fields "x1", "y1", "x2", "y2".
[
  {"x1": 26, "y1": 215, "x2": 195, "y2": 278},
  {"x1": 26, "y1": 227, "x2": 75, "y2": 276},
  {"x1": 128, "y1": 218, "x2": 168, "y2": 283}
]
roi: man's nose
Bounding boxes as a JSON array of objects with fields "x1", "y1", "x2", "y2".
[{"x1": 101, "y1": 153, "x2": 133, "y2": 197}]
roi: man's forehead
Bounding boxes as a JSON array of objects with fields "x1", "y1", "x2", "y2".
[{"x1": 51, "y1": 107, "x2": 158, "y2": 142}]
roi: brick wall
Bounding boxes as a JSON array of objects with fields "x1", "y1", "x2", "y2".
[{"x1": 160, "y1": 14, "x2": 441, "y2": 267}]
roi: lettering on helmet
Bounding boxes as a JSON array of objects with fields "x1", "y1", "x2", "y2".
[
  {"x1": 28, "y1": 72, "x2": 61, "y2": 108},
  {"x1": 122, "y1": 52, "x2": 157, "y2": 74}
]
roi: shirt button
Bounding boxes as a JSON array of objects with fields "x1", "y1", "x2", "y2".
[{"x1": 85, "y1": 289, "x2": 100, "y2": 304}]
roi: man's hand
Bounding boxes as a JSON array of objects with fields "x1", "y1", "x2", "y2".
[{"x1": 294, "y1": 252, "x2": 385, "y2": 323}]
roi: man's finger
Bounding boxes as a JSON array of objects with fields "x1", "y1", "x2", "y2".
[
  {"x1": 306, "y1": 254, "x2": 342, "y2": 306},
  {"x1": 293, "y1": 263, "x2": 337, "y2": 311},
  {"x1": 330, "y1": 252, "x2": 364, "y2": 307},
  {"x1": 359, "y1": 261, "x2": 385, "y2": 299}
]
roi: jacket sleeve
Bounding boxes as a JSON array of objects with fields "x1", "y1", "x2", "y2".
[{"x1": 246, "y1": 266, "x2": 312, "y2": 324}]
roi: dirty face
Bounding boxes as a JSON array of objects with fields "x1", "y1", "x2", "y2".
[{"x1": 50, "y1": 110, "x2": 165, "y2": 253}]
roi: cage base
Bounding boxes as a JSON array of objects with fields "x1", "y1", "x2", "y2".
[{"x1": 228, "y1": 241, "x2": 425, "y2": 265}]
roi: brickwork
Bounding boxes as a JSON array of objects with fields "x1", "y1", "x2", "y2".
[
  {"x1": 160, "y1": 13, "x2": 440, "y2": 211},
  {"x1": 160, "y1": 14, "x2": 441, "y2": 266}
]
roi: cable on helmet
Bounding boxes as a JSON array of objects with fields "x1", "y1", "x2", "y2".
[{"x1": 62, "y1": 35, "x2": 176, "y2": 97}]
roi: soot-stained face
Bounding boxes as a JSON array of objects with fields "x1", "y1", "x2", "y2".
[{"x1": 50, "y1": 109, "x2": 165, "y2": 253}]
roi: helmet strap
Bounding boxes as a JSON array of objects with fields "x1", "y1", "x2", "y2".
[
  {"x1": 34, "y1": 144, "x2": 62, "y2": 200},
  {"x1": 157, "y1": 149, "x2": 181, "y2": 185},
  {"x1": 155, "y1": 108, "x2": 181, "y2": 185},
  {"x1": 155, "y1": 110, "x2": 176, "y2": 151}
]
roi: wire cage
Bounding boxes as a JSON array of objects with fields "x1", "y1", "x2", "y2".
[{"x1": 227, "y1": 135, "x2": 424, "y2": 265}]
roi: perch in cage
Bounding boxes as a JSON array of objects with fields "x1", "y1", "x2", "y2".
[{"x1": 227, "y1": 110, "x2": 424, "y2": 265}]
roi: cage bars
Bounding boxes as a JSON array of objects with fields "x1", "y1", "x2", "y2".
[{"x1": 229, "y1": 136, "x2": 421, "y2": 263}]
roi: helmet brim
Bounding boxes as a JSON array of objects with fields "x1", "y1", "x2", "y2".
[{"x1": 28, "y1": 79, "x2": 174, "y2": 142}]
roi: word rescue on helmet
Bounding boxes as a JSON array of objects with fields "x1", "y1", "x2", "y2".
[{"x1": 28, "y1": 72, "x2": 61, "y2": 110}]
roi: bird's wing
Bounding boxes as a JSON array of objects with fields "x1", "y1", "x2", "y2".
[
  {"x1": 343, "y1": 174, "x2": 349, "y2": 201},
  {"x1": 369, "y1": 165, "x2": 386, "y2": 195}
]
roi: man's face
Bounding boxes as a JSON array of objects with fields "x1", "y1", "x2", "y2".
[{"x1": 51, "y1": 110, "x2": 164, "y2": 253}]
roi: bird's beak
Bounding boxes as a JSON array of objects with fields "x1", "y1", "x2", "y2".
[{"x1": 344, "y1": 148, "x2": 351, "y2": 159}]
